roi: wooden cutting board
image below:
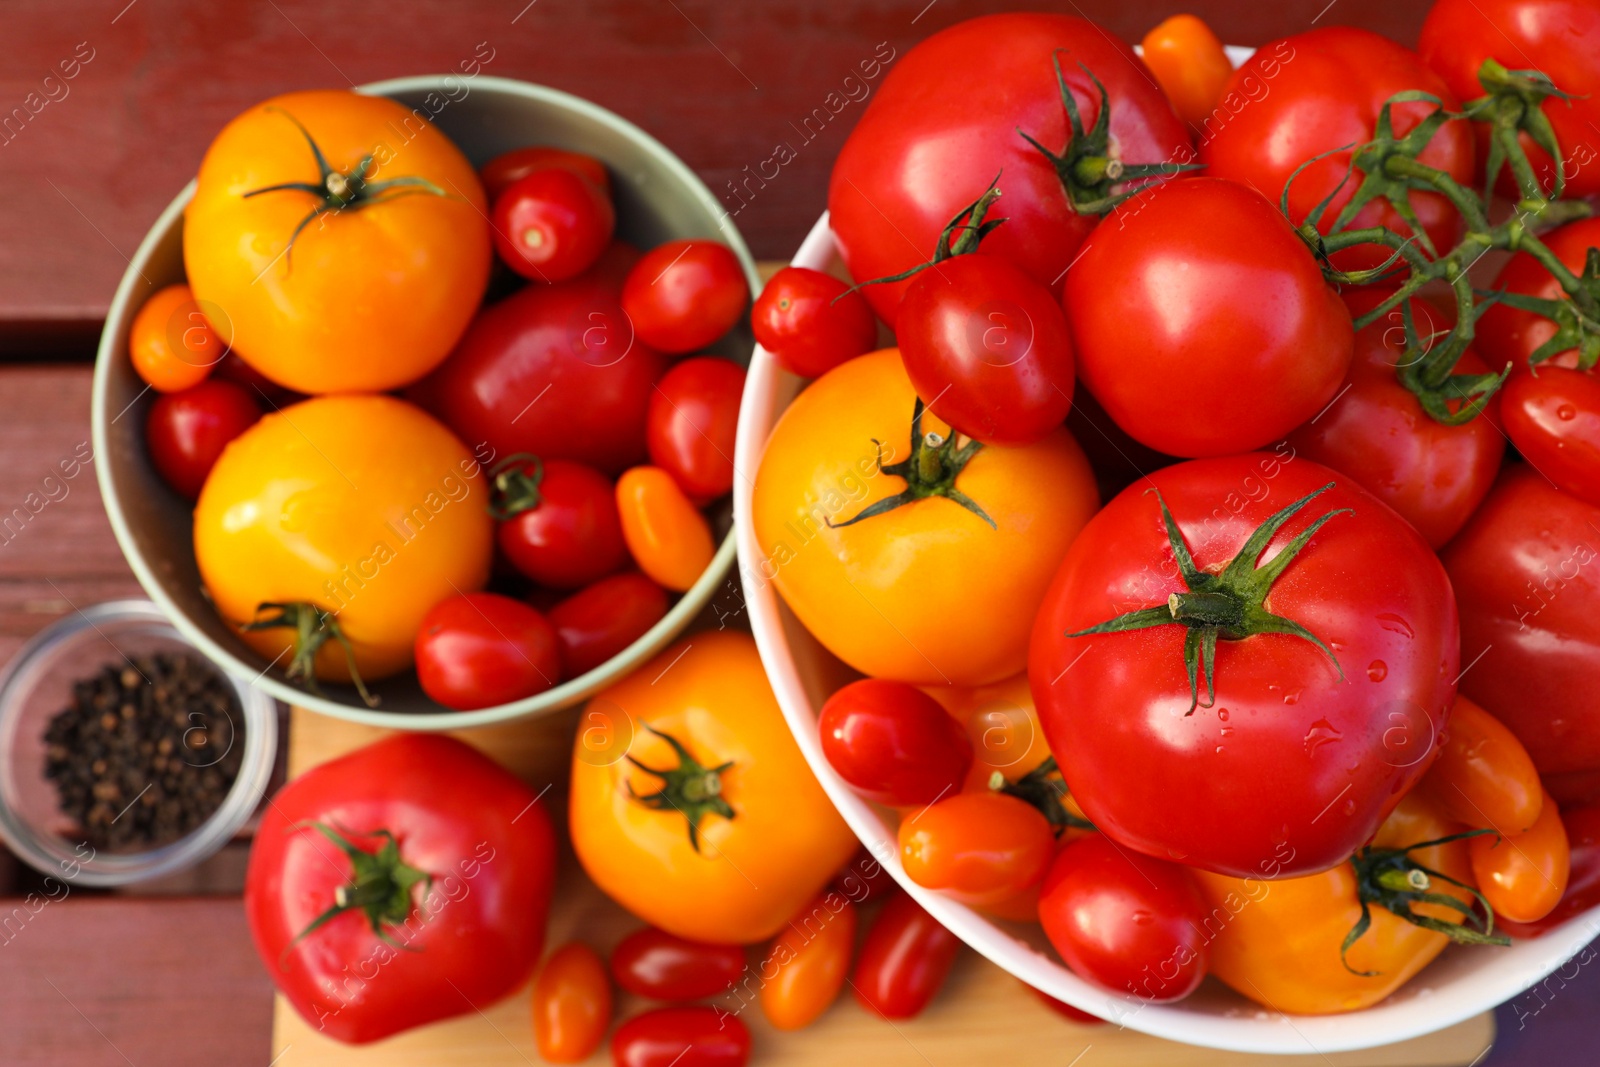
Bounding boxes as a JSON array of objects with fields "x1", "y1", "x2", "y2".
[{"x1": 267, "y1": 707, "x2": 1494, "y2": 1067}]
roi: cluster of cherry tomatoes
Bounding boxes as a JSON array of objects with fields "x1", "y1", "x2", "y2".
[
  {"x1": 750, "y1": 1, "x2": 1600, "y2": 1019},
  {"x1": 133, "y1": 88, "x2": 751, "y2": 711}
]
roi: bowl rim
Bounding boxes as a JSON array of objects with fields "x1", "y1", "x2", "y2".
[
  {"x1": 0, "y1": 599, "x2": 278, "y2": 886},
  {"x1": 732, "y1": 210, "x2": 1600, "y2": 1054},
  {"x1": 93, "y1": 74, "x2": 757, "y2": 731}
]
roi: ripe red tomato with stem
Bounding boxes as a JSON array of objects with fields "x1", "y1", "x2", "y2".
[
  {"x1": 611, "y1": 1006, "x2": 750, "y2": 1067},
  {"x1": 547, "y1": 572, "x2": 668, "y2": 677},
  {"x1": 1477, "y1": 218, "x2": 1600, "y2": 373},
  {"x1": 1500, "y1": 803, "x2": 1600, "y2": 938},
  {"x1": 414, "y1": 592, "x2": 560, "y2": 710},
  {"x1": 1201, "y1": 27, "x2": 1474, "y2": 273},
  {"x1": 646, "y1": 356, "x2": 745, "y2": 503},
  {"x1": 481, "y1": 145, "x2": 611, "y2": 201},
  {"x1": 818, "y1": 679, "x2": 973, "y2": 807},
  {"x1": 1038, "y1": 833, "x2": 1210, "y2": 1002},
  {"x1": 610, "y1": 927, "x2": 746, "y2": 1001},
  {"x1": 829, "y1": 13, "x2": 1191, "y2": 327},
  {"x1": 1065, "y1": 178, "x2": 1353, "y2": 458},
  {"x1": 1501, "y1": 366, "x2": 1600, "y2": 507},
  {"x1": 490, "y1": 455, "x2": 628, "y2": 588},
  {"x1": 852, "y1": 892, "x2": 961, "y2": 1020},
  {"x1": 491, "y1": 168, "x2": 614, "y2": 283},
  {"x1": 145, "y1": 378, "x2": 262, "y2": 499},
  {"x1": 622, "y1": 240, "x2": 749, "y2": 354},
  {"x1": 1288, "y1": 289, "x2": 1505, "y2": 548},
  {"x1": 1031, "y1": 455, "x2": 1460, "y2": 878},
  {"x1": 1443, "y1": 465, "x2": 1600, "y2": 774},
  {"x1": 752, "y1": 266, "x2": 877, "y2": 378}
]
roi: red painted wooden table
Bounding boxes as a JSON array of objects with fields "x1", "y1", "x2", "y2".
[{"x1": 0, "y1": 2, "x2": 1594, "y2": 1063}]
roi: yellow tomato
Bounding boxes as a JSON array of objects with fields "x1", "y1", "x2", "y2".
[
  {"x1": 752, "y1": 348, "x2": 1098, "y2": 687},
  {"x1": 184, "y1": 90, "x2": 490, "y2": 394},
  {"x1": 194, "y1": 395, "x2": 492, "y2": 691},
  {"x1": 569, "y1": 632, "x2": 857, "y2": 943}
]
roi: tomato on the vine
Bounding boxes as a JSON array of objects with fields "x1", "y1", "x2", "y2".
[
  {"x1": 852, "y1": 892, "x2": 961, "y2": 1020},
  {"x1": 547, "y1": 572, "x2": 668, "y2": 678},
  {"x1": 491, "y1": 168, "x2": 614, "y2": 283},
  {"x1": 146, "y1": 379, "x2": 262, "y2": 500},
  {"x1": 646, "y1": 356, "x2": 745, "y2": 503},
  {"x1": 490, "y1": 457, "x2": 628, "y2": 589},
  {"x1": 1477, "y1": 218, "x2": 1600, "y2": 373},
  {"x1": 818, "y1": 678, "x2": 973, "y2": 806},
  {"x1": 752, "y1": 266, "x2": 877, "y2": 378},
  {"x1": 609, "y1": 927, "x2": 746, "y2": 1001},
  {"x1": 621, "y1": 240, "x2": 749, "y2": 354},
  {"x1": 414, "y1": 592, "x2": 560, "y2": 710}
]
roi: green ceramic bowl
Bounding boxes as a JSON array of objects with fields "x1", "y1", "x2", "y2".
[{"x1": 92, "y1": 75, "x2": 757, "y2": 729}]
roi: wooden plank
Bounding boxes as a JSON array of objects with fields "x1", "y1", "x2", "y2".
[
  {"x1": 271, "y1": 708, "x2": 1493, "y2": 1067},
  {"x1": 0, "y1": 0, "x2": 1432, "y2": 347}
]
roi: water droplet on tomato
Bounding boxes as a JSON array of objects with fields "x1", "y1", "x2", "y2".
[
  {"x1": 1559, "y1": 404, "x2": 1578, "y2": 421},
  {"x1": 1131, "y1": 910, "x2": 1154, "y2": 925},
  {"x1": 1304, "y1": 719, "x2": 1343, "y2": 756},
  {"x1": 1376, "y1": 613, "x2": 1415, "y2": 639},
  {"x1": 1217, "y1": 708, "x2": 1229, "y2": 722},
  {"x1": 1342, "y1": 798, "x2": 1357, "y2": 816},
  {"x1": 1367, "y1": 660, "x2": 1387, "y2": 682},
  {"x1": 1219, "y1": 726, "x2": 1235, "y2": 738},
  {"x1": 1215, "y1": 745, "x2": 1225, "y2": 755},
  {"x1": 1283, "y1": 689, "x2": 1301, "y2": 706}
]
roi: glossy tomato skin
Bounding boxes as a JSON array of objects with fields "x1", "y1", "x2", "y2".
[
  {"x1": 852, "y1": 892, "x2": 961, "y2": 1019},
  {"x1": 615, "y1": 466, "x2": 715, "y2": 592},
  {"x1": 1419, "y1": 694, "x2": 1544, "y2": 835},
  {"x1": 1287, "y1": 290, "x2": 1505, "y2": 548},
  {"x1": 752, "y1": 267, "x2": 877, "y2": 378},
  {"x1": 414, "y1": 593, "x2": 560, "y2": 710},
  {"x1": 612, "y1": 1007, "x2": 750, "y2": 1067},
  {"x1": 1032, "y1": 455, "x2": 1460, "y2": 877},
  {"x1": 759, "y1": 896, "x2": 856, "y2": 1031},
  {"x1": 830, "y1": 14, "x2": 1190, "y2": 327},
  {"x1": 532, "y1": 942, "x2": 612, "y2": 1063},
  {"x1": 646, "y1": 357, "x2": 745, "y2": 503},
  {"x1": 622, "y1": 241, "x2": 749, "y2": 354},
  {"x1": 1477, "y1": 218, "x2": 1600, "y2": 373},
  {"x1": 1501, "y1": 367, "x2": 1600, "y2": 506},
  {"x1": 416, "y1": 269, "x2": 666, "y2": 475},
  {"x1": 1065, "y1": 178, "x2": 1353, "y2": 458},
  {"x1": 246, "y1": 735, "x2": 557, "y2": 1044},
  {"x1": 818, "y1": 679, "x2": 973, "y2": 806},
  {"x1": 1420, "y1": 0, "x2": 1600, "y2": 198},
  {"x1": 481, "y1": 145, "x2": 611, "y2": 200},
  {"x1": 899, "y1": 792, "x2": 1055, "y2": 908},
  {"x1": 610, "y1": 927, "x2": 746, "y2": 1001},
  {"x1": 897, "y1": 254, "x2": 1074, "y2": 446},
  {"x1": 1038, "y1": 834, "x2": 1209, "y2": 1002},
  {"x1": 547, "y1": 572, "x2": 669, "y2": 677},
  {"x1": 1443, "y1": 465, "x2": 1600, "y2": 774},
  {"x1": 1470, "y1": 787, "x2": 1570, "y2": 923},
  {"x1": 1202, "y1": 28, "x2": 1473, "y2": 272},
  {"x1": 491, "y1": 168, "x2": 614, "y2": 283},
  {"x1": 496, "y1": 459, "x2": 628, "y2": 588},
  {"x1": 145, "y1": 379, "x2": 262, "y2": 500},
  {"x1": 1500, "y1": 803, "x2": 1600, "y2": 937}
]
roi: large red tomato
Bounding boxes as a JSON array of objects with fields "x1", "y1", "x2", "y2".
[
  {"x1": 1442, "y1": 464, "x2": 1600, "y2": 774},
  {"x1": 1031, "y1": 455, "x2": 1459, "y2": 878},
  {"x1": 829, "y1": 13, "x2": 1191, "y2": 327},
  {"x1": 1065, "y1": 178, "x2": 1352, "y2": 458},
  {"x1": 1420, "y1": 0, "x2": 1600, "y2": 198},
  {"x1": 1201, "y1": 28, "x2": 1474, "y2": 272}
]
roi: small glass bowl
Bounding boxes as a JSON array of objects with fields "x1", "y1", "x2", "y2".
[{"x1": 0, "y1": 599, "x2": 277, "y2": 887}]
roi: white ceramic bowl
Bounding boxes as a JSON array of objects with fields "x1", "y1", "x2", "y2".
[{"x1": 732, "y1": 210, "x2": 1600, "y2": 1054}]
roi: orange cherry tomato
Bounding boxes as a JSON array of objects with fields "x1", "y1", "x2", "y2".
[
  {"x1": 1140, "y1": 14, "x2": 1234, "y2": 129},
  {"x1": 1470, "y1": 788, "x2": 1571, "y2": 924},
  {"x1": 129, "y1": 283, "x2": 227, "y2": 392},
  {"x1": 923, "y1": 673, "x2": 1052, "y2": 792},
  {"x1": 759, "y1": 895, "x2": 857, "y2": 1031},
  {"x1": 1421, "y1": 695, "x2": 1544, "y2": 835},
  {"x1": 616, "y1": 466, "x2": 714, "y2": 592},
  {"x1": 532, "y1": 941, "x2": 612, "y2": 1063},
  {"x1": 898, "y1": 791, "x2": 1055, "y2": 908}
]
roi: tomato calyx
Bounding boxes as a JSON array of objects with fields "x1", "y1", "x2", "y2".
[
  {"x1": 241, "y1": 601, "x2": 378, "y2": 707},
  {"x1": 287, "y1": 821, "x2": 433, "y2": 954},
  {"x1": 990, "y1": 756, "x2": 1095, "y2": 836},
  {"x1": 1066, "y1": 484, "x2": 1348, "y2": 713},
  {"x1": 242, "y1": 107, "x2": 451, "y2": 267},
  {"x1": 625, "y1": 722, "x2": 735, "y2": 853},
  {"x1": 1017, "y1": 52, "x2": 1200, "y2": 216},
  {"x1": 487, "y1": 452, "x2": 545, "y2": 520},
  {"x1": 1465, "y1": 57, "x2": 1578, "y2": 205},
  {"x1": 827, "y1": 399, "x2": 995, "y2": 530},
  {"x1": 842, "y1": 178, "x2": 1007, "y2": 294},
  {"x1": 1490, "y1": 250, "x2": 1600, "y2": 371},
  {"x1": 1343, "y1": 828, "x2": 1510, "y2": 975}
]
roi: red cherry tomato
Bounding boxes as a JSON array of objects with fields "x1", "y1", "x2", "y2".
[
  {"x1": 611, "y1": 1006, "x2": 750, "y2": 1067},
  {"x1": 852, "y1": 892, "x2": 961, "y2": 1020},
  {"x1": 145, "y1": 378, "x2": 262, "y2": 500},
  {"x1": 1501, "y1": 367, "x2": 1600, "y2": 507},
  {"x1": 898, "y1": 253, "x2": 1075, "y2": 446},
  {"x1": 818, "y1": 679, "x2": 973, "y2": 807},
  {"x1": 547, "y1": 572, "x2": 668, "y2": 677},
  {"x1": 609, "y1": 926, "x2": 746, "y2": 1002},
  {"x1": 1501, "y1": 803, "x2": 1600, "y2": 938},
  {"x1": 531, "y1": 941, "x2": 612, "y2": 1063},
  {"x1": 480, "y1": 145, "x2": 611, "y2": 201},
  {"x1": 752, "y1": 266, "x2": 877, "y2": 378},
  {"x1": 492, "y1": 168, "x2": 614, "y2": 283},
  {"x1": 1287, "y1": 289, "x2": 1505, "y2": 547},
  {"x1": 414, "y1": 592, "x2": 560, "y2": 710},
  {"x1": 1038, "y1": 833, "x2": 1210, "y2": 1002},
  {"x1": 646, "y1": 356, "x2": 745, "y2": 503},
  {"x1": 491, "y1": 457, "x2": 628, "y2": 588},
  {"x1": 622, "y1": 240, "x2": 749, "y2": 354},
  {"x1": 1477, "y1": 218, "x2": 1600, "y2": 373},
  {"x1": 1065, "y1": 178, "x2": 1353, "y2": 458}
]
